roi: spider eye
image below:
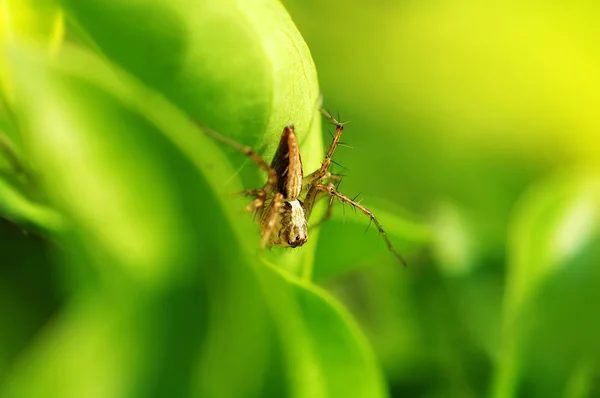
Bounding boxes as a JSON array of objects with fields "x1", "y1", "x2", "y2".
[{"x1": 288, "y1": 235, "x2": 302, "y2": 246}]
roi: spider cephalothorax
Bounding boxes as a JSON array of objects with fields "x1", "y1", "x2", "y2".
[{"x1": 203, "y1": 109, "x2": 406, "y2": 265}]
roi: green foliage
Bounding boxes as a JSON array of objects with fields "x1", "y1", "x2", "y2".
[
  {"x1": 0, "y1": 1, "x2": 419, "y2": 397},
  {"x1": 3, "y1": 0, "x2": 600, "y2": 397},
  {"x1": 494, "y1": 172, "x2": 600, "y2": 398}
]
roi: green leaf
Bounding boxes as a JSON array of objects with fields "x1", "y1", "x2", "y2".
[
  {"x1": 1, "y1": 42, "x2": 274, "y2": 397},
  {"x1": 492, "y1": 171, "x2": 600, "y2": 397},
  {"x1": 0, "y1": 0, "x2": 64, "y2": 102},
  {"x1": 0, "y1": 0, "x2": 64, "y2": 232},
  {"x1": 58, "y1": 0, "x2": 324, "y2": 275},
  {"x1": 0, "y1": 0, "x2": 63, "y2": 49},
  {"x1": 0, "y1": 177, "x2": 64, "y2": 233},
  {"x1": 1, "y1": 2, "x2": 390, "y2": 395},
  {"x1": 258, "y1": 261, "x2": 389, "y2": 398},
  {"x1": 0, "y1": 110, "x2": 62, "y2": 234},
  {"x1": 58, "y1": 0, "x2": 322, "y2": 164}
]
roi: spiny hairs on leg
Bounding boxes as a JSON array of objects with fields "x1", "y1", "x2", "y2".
[
  {"x1": 197, "y1": 123, "x2": 277, "y2": 216},
  {"x1": 315, "y1": 108, "x2": 347, "y2": 179},
  {"x1": 316, "y1": 183, "x2": 407, "y2": 266}
]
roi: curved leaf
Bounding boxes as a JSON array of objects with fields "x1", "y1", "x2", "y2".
[
  {"x1": 58, "y1": 0, "x2": 322, "y2": 165},
  {"x1": 1, "y1": 3, "x2": 390, "y2": 397},
  {"x1": 493, "y1": 171, "x2": 600, "y2": 397},
  {"x1": 0, "y1": 177, "x2": 64, "y2": 233},
  {"x1": 0, "y1": 0, "x2": 63, "y2": 100},
  {"x1": 259, "y1": 261, "x2": 389, "y2": 398},
  {"x1": 2, "y1": 43, "x2": 272, "y2": 397},
  {"x1": 0, "y1": 0, "x2": 64, "y2": 230},
  {"x1": 58, "y1": 0, "x2": 324, "y2": 275}
]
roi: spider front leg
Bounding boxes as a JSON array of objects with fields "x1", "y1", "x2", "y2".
[
  {"x1": 235, "y1": 188, "x2": 269, "y2": 218},
  {"x1": 318, "y1": 108, "x2": 345, "y2": 176},
  {"x1": 200, "y1": 124, "x2": 277, "y2": 213},
  {"x1": 302, "y1": 109, "x2": 346, "y2": 191},
  {"x1": 312, "y1": 182, "x2": 407, "y2": 266}
]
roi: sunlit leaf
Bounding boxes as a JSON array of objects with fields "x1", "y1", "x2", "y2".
[
  {"x1": 259, "y1": 262, "x2": 389, "y2": 398},
  {"x1": 0, "y1": 0, "x2": 63, "y2": 99},
  {"x1": 1, "y1": 1, "x2": 391, "y2": 395},
  {"x1": 58, "y1": 0, "x2": 321, "y2": 165},
  {"x1": 58, "y1": 0, "x2": 324, "y2": 275},
  {"x1": 2, "y1": 42, "x2": 273, "y2": 396}
]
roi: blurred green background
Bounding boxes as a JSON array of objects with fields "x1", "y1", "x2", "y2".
[{"x1": 1, "y1": 0, "x2": 600, "y2": 397}]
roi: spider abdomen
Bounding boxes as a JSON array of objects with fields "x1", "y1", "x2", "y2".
[{"x1": 270, "y1": 125, "x2": 303, "y2": 199}]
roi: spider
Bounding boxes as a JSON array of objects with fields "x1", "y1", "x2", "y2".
[{"x1": 202, "y1": 109, "x2": 406, "y2": 265}]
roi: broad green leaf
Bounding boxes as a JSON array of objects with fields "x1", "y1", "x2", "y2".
[
  {"x1": 0, "y1": 0, "x2": 64, "y2": 230},
  {"x1": 5, "y1": 41, "x2": 259, "y2": 286},
  {"x1": 0, "y1": 0, "x2": 63, "y2": 50},
  {"x1": 2, "y1": 44, "x2": 272, "y2": 397},
  {"x1": 492, "y1": 171, "x2": 600, "y2": 397},
  {"x1": 0, "y1": 0, "x2": 63, "y2": 98},
  {"x1": 258, "y1": 261, "x2": 388, "y2": 398},
  {"x1": 0, "y1": 110, "x2": 61, "y2": 234},
  {"x1": 2, "y1": 11, "x2": 389, "y2": 397},
  {"x1": 58, "y1": 0, "x2": 321, "y2": 165},
  {"x1": 58, "y1": 0, "x2": 323, "y2": 275},
  {"x1": 0, "y1": 177, "x2": 64, "y2": 233}
]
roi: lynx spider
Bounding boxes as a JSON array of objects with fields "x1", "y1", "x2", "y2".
[{"x1": 203, "y1": 109, "x2": 406, "y2": 265}]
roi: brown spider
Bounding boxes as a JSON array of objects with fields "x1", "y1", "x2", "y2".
[{"x1": 202, "y1": 109, "x2": 406, "y2": 265}]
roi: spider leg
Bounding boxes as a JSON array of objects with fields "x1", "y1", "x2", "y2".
[
  {"x1": 305, "y1": 108, "x2": 346, "y2": 184},
  {"x1": 318, "y1": 108, "x2": 345, "y2": 174},
  {"x1": 236, "y1": 188, "x2": 262, "y2": 197},
  {"x1": 260, "y1": 192, "x2": 284, "y2": 249},
  {"x1": 236, "y1": 188, "x2": 268, "y2": 218},
  {"x1": 309, "y1": 176, "x2": 343, "y2": 230},
  {"x1": 315, "y1": 183, "x2": 407, "y2": 266},
  {"x1": 198, "y1": 124, "x2": 279, "y2": 225},
  {"x1": 302, "y1": 171, "x2": 339, "y2": 191},
  {"x1": 302, "y1": 170, "x2": 343, "y2": 219},
  {"x1": 199, "y1": 124, "x2": 277, "y2": 199}
]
